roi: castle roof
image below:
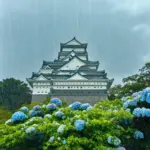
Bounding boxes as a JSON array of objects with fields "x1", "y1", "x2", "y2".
[{"x1": 27, "y1": 37, "x2": 114, "y2": 89}]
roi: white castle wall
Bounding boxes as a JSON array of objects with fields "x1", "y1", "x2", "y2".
[{"x1": 32, "y1": 81, "x2": 107, "y2": 94}]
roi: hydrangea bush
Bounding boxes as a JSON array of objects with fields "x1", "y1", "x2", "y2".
[{"x1": 1, "y1": 92, "x2": 150, "y2": 150}]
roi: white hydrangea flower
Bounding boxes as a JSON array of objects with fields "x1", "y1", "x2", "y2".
[
  {"x1": 32, "y1": 124, "x2": 38, "y2": 127},
  {"x1": 44, "y1": 114, "x2": 52, "y2": 118},
  {"x1": 5, "y1": 119, "x2": 13, "y2": 125},
  {"x1": 53, "y1": 121, "x2": 60, "y2": 126},
  {"x1": 49, "y1": 136, "x2": 55, "y2": 143},
  {"x1": 42, "y1": 104, "x2": 46, "y2": 108},
  {"x1": 57, "y1": 124, "x2": 66, "y2": 134},
  {"x1": 25, "y1": 126, "x2": 36, "y2": 134},
  {"x1": 57, "y1": 137, "x2": 61, "y2": 140}
]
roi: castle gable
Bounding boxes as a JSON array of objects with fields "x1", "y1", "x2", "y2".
[
  {"x1": 67, "y1": 73, "x2": 88, "y2": 80},
  {"x1": 59, "y1": 56, "x2": 86, "y2": 70},
  {"x1": 35, "y1": 75, "x2": 48, "y2": 81}
]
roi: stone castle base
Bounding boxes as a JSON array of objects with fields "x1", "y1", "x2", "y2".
[{"x1": 32, "y1": 94, "x2": 107, "y2": 105}]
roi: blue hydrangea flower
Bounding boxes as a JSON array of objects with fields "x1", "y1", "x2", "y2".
[
  {"x1": 29, "y1": 110, "x2": 43, "y2": 117},
  {"x1": 145, "y1": 87, "x2": 150, "y2": 93},
  {"x1": 132, "y1": 92, "x2": 138, "y2": 98},
  {"x1": 69, "y1": 101, "x2": 81, "y2": 110},
  {"x1": 134, "y1": 131, "x2": 144, "y2": 139},
  {"x1": 20, "y1": 106, "x2": 29, "y2": 113},
  {"x1": 62, "y1": 139, "x2": 67, "y2": 145},
  {"x1": 133, "y1": 108, "x2": 143, "y2": 117},
  {"x1": 29, "y1": 110, "x2": 37, "y2": 117},
  {"x1": 121, "y1": 97, "x2": 127, "y2": 102},
  {"x1": 133, "y1": 107, "x2": 150, "y2": 117},
  {"x1": 50, "y1": 98, "x2": 62, "y2": 106},
  {"x1": 25, "y1": 126, "x2": 36, "y2": 134},
  {"x1": 55, "y1": 111, "x2": 64, "y2": 119},
  {"x1": 144, "y1": 109, "x2": 150, "y2": 117},
  {"x1": 140, "y1": 94, "x2": 146, "y2": 102},
  {"x1": 80, "y1": 103, "x2": 91, "y2": 110},
  {"x1": 128, "y1": 99, "x2": 138, "y2": 106},
  {"x1": 140, "y1": 88, "x2": 150, "y2": 101},
  {"x1": 123, "y1": 101, "x2": 129, "y2": 109},
  {"x1": 74, "y1": 119, "x2": 85, "y2": 131},
  {"x1": 146, "y1": 93, "x2": 150, "y2": 103},
  {"x1": 33, "y1": 105, "x2": 41, "y2": 111},
  {"x1": 12, "y1": 111, "x2": 28, "y2": 122},
  {"x1": 47, "y1": 103, "x2": 57, "y2": 111}
]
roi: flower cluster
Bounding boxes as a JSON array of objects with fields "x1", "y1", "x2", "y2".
[
  {"x1": 140, "y1": 87, "x2": 150, "y2": 102},
  {"x1": 44, "y1": 114, "x2": 52, "y2": 118},
  {"x1": 5, "y1": 119, "x2": 13, "y2": 125},
  {"x1": 57, "y1": 124, "x2": 66, "y2": 134},
  {"x1": 133, "y1": 107, "x2": 150, "y2": 117},
  {"x1": 49, "y1": 136, "x2": 55, "y2": 143},
  {"x1": 74, "y1": 119, "x2": 85, "y2": 131},
  {"x1": 134, "y1": 131, "x2": 144, "y2": 139},
  {"x1": 20, "y1": 106, "x2": 29, "y2": 113},
  {"x1": 25, "y1": 126, "x2": 36, "y2": 135},
  {"x1": 80, "y1": 103, "x2": 91, "y2": 110},
  {"x1": 132, "y1": 92, "x2": 139, "y2": 98},
  {"x1": 41, "y1": 104, "x2": 47, "y2": 108},
  {"x1": 55, "y1": 111, "x2": 64, "y2": 119},
  {"x1": 69, "y1": 101, "x2": 81, "y2": 110},
  {"x1": 121, "y1": 97, "x2": 127, "y2": 102},
  {"x1": 123, "y1": 99, "x2": 138, "y2": 109},
  {"x1": 107, "y1": 136, "x2": 121, "y2": 146},
  {"x1": 146, "y1": 93, "x2": 150, "y2": 103},
  {"x1": 62, "y1": 139, "x2": 67, "y2": 145},
  {"x1": 50, "y1": 98, "x2": 62, "y2": 106},
  {"x1": 29, "y1": 110, "x2": 43, "y2": 117},
  {"x1": 46, "y1": 103, "x2": 57, "y2": 111},
  {"x1": 12, "y1": 111, "x2": 28, "y2": 122},
  {"x1": 33, "y1": 105, "x2": 41, "y2": 111}
]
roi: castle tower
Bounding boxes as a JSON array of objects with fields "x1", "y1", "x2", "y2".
[{"x1": 27, "y1": 37, "x2": 114, "y2": 104}]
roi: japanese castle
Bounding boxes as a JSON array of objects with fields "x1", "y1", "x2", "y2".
[{"x1": 27, "y1": 37, "x2": 114, "y2": 104}]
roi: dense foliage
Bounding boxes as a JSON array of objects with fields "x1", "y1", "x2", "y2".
[
  {"x1": 0, "y1": 89, "x2": 150, "y2": 150},
  {"x1": 0, "y1": 78, "x2": 32, "y2": 109},
  {"x1": 109, "y1": 62, "x2": 150, "y2": 99}
]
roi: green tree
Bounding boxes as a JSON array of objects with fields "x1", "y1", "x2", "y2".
[
  {"x1": 0, "y1": 78, "x2": 32, "y2": 110},
  {"x1": 109, "y1": 62, "x2": 150, "y2": 99}
]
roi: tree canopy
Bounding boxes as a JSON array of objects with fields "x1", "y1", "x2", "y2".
[
  {"x1": 0, "y1": 78, "x2": 32, "y2": 110},
  {"x1": 109, "y1": 62, "x2": 150, "y2": 99}
]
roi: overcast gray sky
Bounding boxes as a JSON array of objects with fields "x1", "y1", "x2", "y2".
[{"x1": 0, "y1": 0, "x2": 150, "y2": 85}]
